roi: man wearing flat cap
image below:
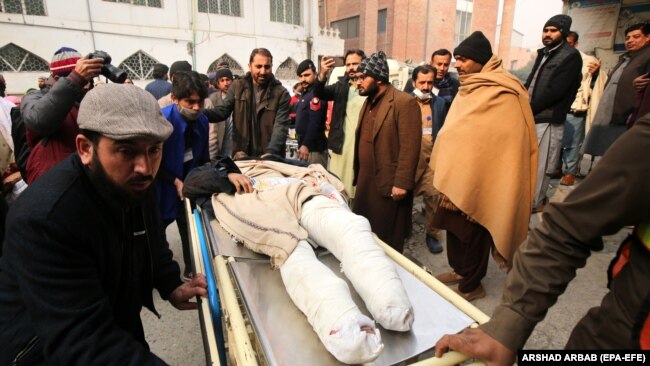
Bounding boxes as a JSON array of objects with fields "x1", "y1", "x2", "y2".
[
  {"x1": 0, "y1": 84, "x2": 207, "y2": 364},
  {"x1": 294, "y1": 59, "x2": 328, "y2": 166},
  {"x1": 525, "y1": 14, "x2": 582, "y2": 213},
  {"x1": 431, "y1": 31, "x2": 537, "y2": 302},
  {"x1": 352, "y1": 50, "x2": 422, "y2": 253}
]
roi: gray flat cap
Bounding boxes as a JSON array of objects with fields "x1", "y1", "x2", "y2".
[{"x1": 78, "y1": 84, "x2": 173, "y2": 141}]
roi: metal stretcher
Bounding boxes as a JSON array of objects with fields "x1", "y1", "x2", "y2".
[{"x1": 186, "y1": 201, "x2": 489, "y2": 366}]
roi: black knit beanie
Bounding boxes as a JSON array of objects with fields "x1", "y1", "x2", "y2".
[
  {"x1": 357, "y1": 51, "x2": 389, "y2": 83},
  {"x1": 544, "y1": 14, "x2": 572, "y2": 38},
  {"x1": 453, "y1": 31, "x2": 493, "y2": 65},
  {"x1": 216, "y1": 68, "x2": 233, "y2": 80}
]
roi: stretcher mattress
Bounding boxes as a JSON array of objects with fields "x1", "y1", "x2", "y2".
[{"x1": 200, "y1": 208, "x2": 475, "y2": 365}]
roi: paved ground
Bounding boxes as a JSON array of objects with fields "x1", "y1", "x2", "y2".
[{"x1": 143, "y1": 172, "x2": 629, "y2": 364}]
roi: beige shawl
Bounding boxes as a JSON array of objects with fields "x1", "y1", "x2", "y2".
[
  {"x1": 430, "y1": 56, "x2": 538, "y2": 265},
  {"x1": 212, "y1": 160, "x2": 347, "y2": 268}
]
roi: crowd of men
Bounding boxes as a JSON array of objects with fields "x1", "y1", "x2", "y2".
[{"x1": 0, "y1": 12, "x2": 648, "y2": 364}]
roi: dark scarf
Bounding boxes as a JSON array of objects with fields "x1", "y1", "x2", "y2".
[{"x1": 435, "y1": 74, "x2": 456, "y2": 104}]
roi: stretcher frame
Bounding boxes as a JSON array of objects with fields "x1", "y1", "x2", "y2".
[{"x1": 186, "y1": 199, "x2": 489, "y2": 366}]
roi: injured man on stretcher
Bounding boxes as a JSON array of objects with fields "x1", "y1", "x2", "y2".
[{"x1": 183, "y1": 156, "x2": 414, "y2": 364}]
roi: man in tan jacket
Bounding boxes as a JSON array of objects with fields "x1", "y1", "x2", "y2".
[
  {"x1": 430, "y1": 31, "x2": 537, "y2": 301},
  {"x1": 352, "y1": 51, "x2": 422, "y2": 253}
]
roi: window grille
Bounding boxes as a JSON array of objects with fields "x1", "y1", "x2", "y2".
[
  {"x1": 118, "y1": 50, "x2": 159, "y2": 80},
  {"x1": 0, "y1": 43, "x2": 49, "y2": 72},
  {"x1": 103, "y1": 0, "x2": 162, "y2": 8},
  {"x1": 207, "y1": 54, "x2": 244, "y2": 76},
  {"x1": 198, "y1": 0, "x2": 241, "y2": 16},
  {"x1": 275, "y1": 58, "x2": 297, "y2": 80},
  {"x1": 270, "y1": 0, "x2": 300, "y2": 25},
  {"x1": 0, "y1": 0, "x2": 46, "y2": 15}
]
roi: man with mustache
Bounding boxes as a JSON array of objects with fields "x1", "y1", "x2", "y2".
[
  {"x1": 0, "y1": 84, "x2": 207, "y2": 364},
  {"x1": 352, "y1": 51, "x2": 421, "y2": 253},
  {"x1": 294, "y1": 59, "x2": 328, "y2": 166},
  {"x1": 314, "y1": 49, "x2": 367, "y2": 200},
  {"x1": 204, "y1": 48, "x2": 290, "y2": 160},
  {"x1": 431, "y1": 31, "x2": 537, "y2": 302},
  {"x1": 525, "y1": 15, "x2": 582, "y2": 213},
  {"x1": 583, "y1": 23, "x2": 650, "y2": 160}
]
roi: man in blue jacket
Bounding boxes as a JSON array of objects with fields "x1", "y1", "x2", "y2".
[
  {"x1": 0, "y1": 84, "x2": 207, "y2": 365},
  {"x1": 157, "y1": 71, "x2": 211, "y2": 280},
  {"x1": 295, "y1": 59, "x2": 328, "y2": 166}
]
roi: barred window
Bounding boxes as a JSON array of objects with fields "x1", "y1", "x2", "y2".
[
  {"x1": 207, "y1": 54, "x2": 244, "y2": 76},
  {"x1": 270, "y1": 0, "x2": 300, "y2": 26},
  {"x1": 198, "y1": 0, "x2": 241, "y2": 16},
  {"x1": 103, "y1": 0, "x2": 162, "y2": 8},
  {"x1": 118, "y1": 51, "x2": 159, "y2": 80},
  {"x1": 0, "y1": 43, "x2": 49, "y2": 72},
  {"x1": 275, "y1": 58, "x2": 297, "y2": 80},
  {"x1": 0, "y1": 0, "x2": 46, "y2": 15}
]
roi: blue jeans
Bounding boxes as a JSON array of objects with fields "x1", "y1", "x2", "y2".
[{"x1": 562, "y1": 112, "x2": 585, "y2": 176}]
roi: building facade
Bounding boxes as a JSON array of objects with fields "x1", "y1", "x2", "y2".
[
  {"x1": 319, "y1": 0, "x2": 500, "y2": 63},
  {"x1": 0, "y1": 0, "x2": 344, "y2": 94}
]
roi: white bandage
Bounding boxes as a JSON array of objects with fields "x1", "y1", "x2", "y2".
[
  {"x1": 300, "y1": 196, "x2": 414, "y2": 332},
  {"x1": 280, "y1": 240, "x2": 383, "y2": 364}
]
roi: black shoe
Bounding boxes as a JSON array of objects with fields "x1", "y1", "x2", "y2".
[{"x1": 426, "y1": 235, "x2": 443, "y2": 254}]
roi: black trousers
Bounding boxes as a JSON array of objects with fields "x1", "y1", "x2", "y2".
[
  {"x1": 162, "y1": 205, "x2": 191, "y2": 273},
  {"x1": 434, "y1": 208, "x2": 492, "y2": 293}
]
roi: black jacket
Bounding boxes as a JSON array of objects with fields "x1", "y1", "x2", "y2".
[
  {"x1": 313, "y1": 75, "x2": 350, "y2": 154},
  {"x1": 525, "y1": 41, "x2": 582, "y2": 124},
  {"x1": 0, "y1": 155, "x2": 182, "y2": 365},
  {"x1": 295, "y1": 86, "x2": 328, "y2": 152}
]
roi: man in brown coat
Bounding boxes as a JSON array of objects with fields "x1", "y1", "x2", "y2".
[{"x1": 352, "y1": 51, "x2": 422, "y2": 252}]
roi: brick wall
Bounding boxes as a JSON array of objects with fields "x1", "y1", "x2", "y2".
[{"x1": 324, "y1": 0, "x2": 500, "y2": 63}]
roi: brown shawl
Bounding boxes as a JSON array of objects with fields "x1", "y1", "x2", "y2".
[
  {"x1": 429, "y1": 56, "x2": 538, "y2": 265},
  {"x1": 212, "y1": 160, "x2": 347, "y2": 268}
]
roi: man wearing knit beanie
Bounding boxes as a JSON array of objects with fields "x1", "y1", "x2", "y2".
[
  {"x1": 452, "y1": 31, "x2": 493, "y2": 72},
  {"x1": 431, "y1": 32, "x2": 537, "y2": 303},
  {"x1": 207, "y1": 67, "x2": 234, "y2": 159},
  {"x1": 352, "y1": 50, "x2": 422, "y2": 253},
  {"x1": 524, "y1": 14, "x2": 582, "y2": 213},
  {"x1": 1, "y1": 83, "x2": 208, "y2": 364},
  {"x1": 20, "y1": 47, "x2": 105, "y2": 184}
]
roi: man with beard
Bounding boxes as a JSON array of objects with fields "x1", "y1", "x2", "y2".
[
  {"x1": 431, "y1": 31, "x2": 537, "y2": 302},
  {"x1": 21, "y1": 47, "x2": 104, "y2": 184},
  {"x1": 294, "y1": 59, "x2": 328, "y2": 166},
  {"x1": 0, "y1": 84, "x2": 207, "y2": 364},
  {"x1": 204, "y1": 48, "x2": 290, "y2": 159},
  {"x1": 314, "y1": 49, "x2": 367, "y2": 199},
  {"x1": 409, "y1": 65, "x2": 449, "y2": 254},
  {"x1": 158, "y1": 71, "x2": 211, "y2": 281},
  {"x1": 525, "y1": 15, "x2": 582, "y2": 213},
  {"x1": 352, "y1": 51, "x2": 421, "y2": 252}
]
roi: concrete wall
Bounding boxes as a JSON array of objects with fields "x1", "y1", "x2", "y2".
[{"x1": 0, "y1": 0, "x2": 344, "y2": 95}]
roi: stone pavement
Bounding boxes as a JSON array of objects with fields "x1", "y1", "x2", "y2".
[{"x1": 143, "y1": 174, "x2": 630, "y2": 364}]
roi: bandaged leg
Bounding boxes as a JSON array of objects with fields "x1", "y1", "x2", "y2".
[
  {"x1": 280, "y1": 240, "x2": 383, "y2": 364},
  {"x1": 301, "y1": 196, "x2": 414, "y2": 331}
]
